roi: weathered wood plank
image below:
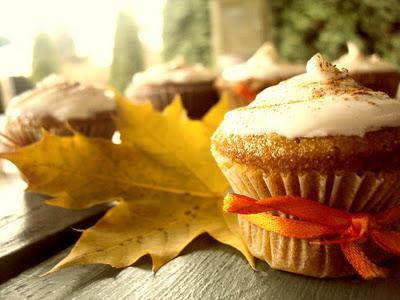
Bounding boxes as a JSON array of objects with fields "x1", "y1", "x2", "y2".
[
  {"x1": 1, "y1": 235, "x2": 400, "y2": 300},
  {"x1": 0, "y1": 175, "x2": 107, "y2": 283}
]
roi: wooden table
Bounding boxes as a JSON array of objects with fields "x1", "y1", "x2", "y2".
[{"x1": 1, "y1": 171, "x2": 400, "y2": 300}]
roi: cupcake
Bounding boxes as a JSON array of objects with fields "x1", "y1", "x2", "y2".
[
  {"x1": 211, "y1": 54, "x2": 400, "y2": 277},
  {"x1": 215, "y1": 42, "x2": 304, "y2": 109},
  {"x1": 3, "y1": 75, "x2": 116, "y2": 148},
  {"x1": 124, "y1": 58, "x2": 219, "y2": 119},
  {"x1": 333, "y1": 42, "x2": 400, "y2": 97}
]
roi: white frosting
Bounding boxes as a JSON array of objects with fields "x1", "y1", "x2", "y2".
[
  {"x1": 127, "y1": 57, "x2": 214, "y2": 87},
  {"x1": 6, "y1": 75, "x2": 115, "y2": 121},
  {"x1": 221, "y1": 42, "x2": 305, "y2": 82},
  {"x1": 217, "y1": 54, "x2": 400, "y2": 138},
  {"x1": 333, "y1": 42, "x2": 397, "y2": 72}
]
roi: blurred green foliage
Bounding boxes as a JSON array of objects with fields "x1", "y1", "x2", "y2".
[
  {"x1": 31, "y1": 32, "x2": 60, "y2": 82},
  {"x1": 0, "y1": 36, "x2": 9, "y2": 47},
  {"x1": 163, "y1": 0, "x2": 211, "y2": 66},
  {"x1": 271, "y1": 0, "x2": 400, "y2": 66},
  {"x1": 110, "y1": 11, "x2": 144, "y2": 92}
]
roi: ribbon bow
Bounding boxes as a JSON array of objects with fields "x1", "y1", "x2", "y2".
[
  {"x1": 224, "y1": 193, "x2": 400, "y2": 279},
  {"x1": 233, "y1": 84, "x2": 257, "y2": 102}
]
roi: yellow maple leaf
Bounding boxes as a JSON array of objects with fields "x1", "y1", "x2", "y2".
[{"x1": 1, "y1": 94, "x2": 254, "y2": 271}]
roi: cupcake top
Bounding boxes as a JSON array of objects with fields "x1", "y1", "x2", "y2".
[
  {"x1": 127, "y1": 57, "x2": 215, "y2": 88},
  {"x1": 220, "y1": 42, "x2": 305, "y2": 82},
  {"x1": 333, "y1": 42, "x2": 397, "y2": 73},
  {"x1": 6, "y1": 75, "x2": 115, "y2": 122},
  {"x1": 216, "y1": 53, "x2": 400, "y2": 139}
]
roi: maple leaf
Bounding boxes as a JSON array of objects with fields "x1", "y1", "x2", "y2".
[{"x1": 1, "y1": 94, "x2": 254, "y2": 271}]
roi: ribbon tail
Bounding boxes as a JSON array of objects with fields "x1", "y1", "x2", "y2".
[
  {"x1": 233, "y1": 84, "x2": 256, "y2": 101},
  {"x1": 371, "y1": 230, "x2": 400, "y2": 256},
  {"x1": 341, "y1": 241, "x2": 389, "y2": 279},
  {"x1": 374, "y1": 206, "x2": 400, "y2": 227}
]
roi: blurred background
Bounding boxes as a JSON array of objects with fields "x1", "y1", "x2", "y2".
[{"x1": 1, "y1": 0, "x2": 399, "y2": 103}]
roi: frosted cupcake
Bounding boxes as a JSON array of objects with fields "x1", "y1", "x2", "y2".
[
  {"x1": 124, "y1": 58, "x2": 219, "y2": 119},
  {"x1": 3, "y1": 75, "x2": 116, "y2": 148},
  {"x1": 333, "y1": 42, "x2": 400, "y2": 97},
  {"x1": 215, "y1": 42, "x2": 304, "y2": 108},
  {"x1": 211, "y1": 54, "x2": 400, "y2": 277}
]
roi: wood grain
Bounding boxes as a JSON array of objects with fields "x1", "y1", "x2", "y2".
[
  {"x1": 0, "y1": 175, "x2": 107, "y2": 283},
  {"x1": 1, "y1": 235, "x2": 400, "y2": 300}
]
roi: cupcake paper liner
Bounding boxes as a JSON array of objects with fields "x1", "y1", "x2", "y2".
[
  {"x1": 68, "y1": 118, "x2": 116, "y2": 140},
  {"x1": 128, "y1": 81, "x2": 219, "y2": 119},
  {"x1": 350, "y1": 71, "x2": 400, "y2": 98},
  {"x1": 3, "y1": 114, "x2": 116, "y2": 149},
  {"x1": 2, "y1": 116, "x2": 43, "y2": 148},
  {"x1": 214, "y1": 153, "x2": 400, "y2": 277}
]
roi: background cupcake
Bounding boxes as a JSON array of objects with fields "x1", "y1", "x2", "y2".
[
  {"x1": 333, "y1": 42, "x2": 400, "y2": 97},
  {"x1": 215, "y1": 42, "x2": 304, "y2": 109},
  {"x1": 124, "y1": 57, "x2": 219, "y2": 119},
  {"x1": 211, "y1": 54, "x2": 400, "y2": 278},
  {"x1": 3, "y1": 75, "x2": 116, "y2": 149}
]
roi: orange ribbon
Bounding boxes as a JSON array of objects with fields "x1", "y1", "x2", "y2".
[
  {"x1": 224, "y1": 193, "x2": 400, "y2": 279},
  {"x1": 233, "y1": 84, "x2": 257, "y2": 102}
]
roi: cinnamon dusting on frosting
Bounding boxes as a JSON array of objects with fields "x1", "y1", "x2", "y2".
[
  {"x1": 215, "y1": 53, "x2": 400, "y2": 138},
  {"x1": 306, "y1": 53, "x2": 347, "y2": 81}
]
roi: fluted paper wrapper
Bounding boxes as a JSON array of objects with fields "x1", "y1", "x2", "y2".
[
  {"x1": 350, "y1": 71, "x2": 400, "y2": 98},
  {"x1": 214, "y1": 154, "x2": 400, "y2": 277},
  {"x1": 128, "y1": 81, "x2": 219, "y2": 119},
  {"x1": 67, "y1": 119, "x2": 116, "y2": 140},
  {"x1": 3, "y1": 115, "x2": 115, "y2": 149}
]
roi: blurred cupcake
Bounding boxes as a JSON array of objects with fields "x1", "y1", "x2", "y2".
[
  {"x1": 215, "y1": 42, "x2": 304, "y2": 108},
  {"x1": 3, "y1": 75, "x2": 116, "y2": 148},
  {"x1": 124, "y1": 58, "x2": 219, "y2": 119},
  {"x1": 211, "y1": 54, "x2": 400, "y2": 277},
  {"x1": 333, "y1": 42, "x2": 400, "y2": 97}
]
